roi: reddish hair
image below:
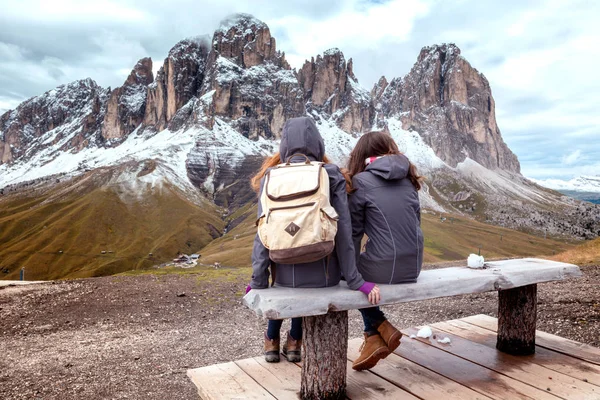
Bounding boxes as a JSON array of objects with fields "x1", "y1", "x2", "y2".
[
  {"x1": 250, "y1": 153, "x2": 344, "y2": 192},
  {"x1": 346, "y1": 131, "x2": 423, "y2": 191}
]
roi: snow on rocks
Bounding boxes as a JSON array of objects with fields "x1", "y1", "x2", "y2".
[
  {"x1": 386, "y1": 118, "x2": 446, "y2": 172},
  {"x1": 437, "y1": 337, "x2": 452, "y2": 344}
]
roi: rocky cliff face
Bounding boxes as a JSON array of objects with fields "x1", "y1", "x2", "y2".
[
  {"x1": 143, "y1": 37, "x2": 211, "y2": 132},
  {"x1": 199, "y1": 14, "x2": 304, "y2": 139},
  {"x1": 102, "y1": 57, "x2": 153, "y2": 142},
  {"x1": 373, "y1": 44, "x2": 520, "y2": 173},
  {"x1": 0, "y1": 78, "x2": 108, "y2": 165},
  {"x1": 299, "y1": 49, "x2": 373, "y2": 134}
]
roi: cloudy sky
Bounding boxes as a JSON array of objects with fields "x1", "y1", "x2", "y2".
[{"x1": 1, "y1": 0, "x2": 598, "y2": 181}]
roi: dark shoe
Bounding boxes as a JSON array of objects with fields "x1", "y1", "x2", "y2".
[
  {"x1": 377, "y1": 320, "x2": 402, "y2": 353},
  {"x1": 352, "y1": 333, "x2": 390, "y2": 371},
  {"x1": 264, "y1": 332, "x2": 280, "y2": 363},
  {"x1": 282, "y1": 331, "x2": 302, "y2": 362}
]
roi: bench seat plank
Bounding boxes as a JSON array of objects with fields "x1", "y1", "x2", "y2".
[{"x1": 243, "y1": 258, "x2": 581, "y2": 319}]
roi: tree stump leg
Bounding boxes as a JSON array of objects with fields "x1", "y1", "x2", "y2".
[
  {"x1": 497, "y1": 284, "x2": 537, "y2": 355},
  {"x1": 300, "y1": 311, "x2": 348, "y2": 400}
]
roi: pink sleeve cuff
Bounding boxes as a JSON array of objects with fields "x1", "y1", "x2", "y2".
[{"x1": 358, "y1": 282, "x2": 376, "y2": 296}]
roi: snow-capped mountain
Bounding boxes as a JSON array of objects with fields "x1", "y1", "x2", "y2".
[
  {"x1": 532, "y1": 176, "x2": 600, "y2": 204},
  {"x1": 532, "y1": 176, "x2": 600, "y2": 193},
  {"x1": 1, "y1": 14, "x2": 599, "y2": 280}
]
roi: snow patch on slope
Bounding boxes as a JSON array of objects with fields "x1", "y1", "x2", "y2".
[
  {"x1": 386, "y1": 118, "x2": 446, "y2": 172},
  {"x1": 456, "y1": 158, "x2": 568, "y2": 205},
  {"x1": 0, "y1": 116, "x2": 277, "y2": 195}
]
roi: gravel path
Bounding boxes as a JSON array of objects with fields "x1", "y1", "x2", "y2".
[{"x1": 1, "y1": 264, "x2": 598, "y2": 400}]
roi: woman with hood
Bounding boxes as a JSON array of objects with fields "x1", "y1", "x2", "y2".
[
  {"x1": 347, "y1": 131, "x2": 424, "y2": 371},
  {"x1": 248, "y1": 117, "x2": 380, "y2": 363}
]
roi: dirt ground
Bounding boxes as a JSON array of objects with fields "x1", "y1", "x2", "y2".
[{"x1": 1, "y1": 263, "x2": 598, "y2": 400}]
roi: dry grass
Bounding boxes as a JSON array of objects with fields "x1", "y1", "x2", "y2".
[{"x1": 551, "y1": 237, "x2": 600, "y2": 266}]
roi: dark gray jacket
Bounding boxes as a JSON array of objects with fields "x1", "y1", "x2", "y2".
[
  {"x1": 250, "y1": 117, "x2": 365, "y2": 290},
  {"x1": 349, "y1": 154, "x2": 423, "y2": 284}
]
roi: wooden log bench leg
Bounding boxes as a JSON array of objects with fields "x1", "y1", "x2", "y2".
[
  {"x1": 301, "y1": 310, "x2": 348, "y2": 400},
  {"x1": 497, "y1": 283, "x2": 537, "y2": 355}
]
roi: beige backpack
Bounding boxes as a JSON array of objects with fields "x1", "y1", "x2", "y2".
[{"x1": 257, "y1": 154, "x2": 339, "y2": 264}]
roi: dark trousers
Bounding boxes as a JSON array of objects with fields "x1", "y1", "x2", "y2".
[
  {"x1": 267, "y1": 318, "x2": 302, "y2": 340},
  {"x1": 359, "y1": 306, "x2": 386, "y2": 335}
]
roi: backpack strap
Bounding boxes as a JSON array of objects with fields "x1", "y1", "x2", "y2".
[{"x1": 269, "y1": 261, "x2": 277, "y2": 287}]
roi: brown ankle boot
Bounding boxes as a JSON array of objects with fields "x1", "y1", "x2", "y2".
[
  {"x1": 377, "y1": 320, "x2": 402, "y2": 353},
  {"x1": 264, "y1": 332, "x2": 280, "y2": 363},
  {"x1": 352, "y1": 333, "x2": 390, "y2": 371},
  {"x1": 282, "y1": 331, "x2": 302, "y2": 362}
]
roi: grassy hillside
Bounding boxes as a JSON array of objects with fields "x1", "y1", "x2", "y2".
[
  {"x1": 552, "y1": 237, "x2": 600, "y2": 266},
  {"x1": 1, "y1": 166, "x2": 580, "y2": 281},
  {"x1": 197, "y1": 207, "x2": 574, "y2": 267},
  {"x1": 0, "y1": 170, "x2": 225, "y2": 280}
]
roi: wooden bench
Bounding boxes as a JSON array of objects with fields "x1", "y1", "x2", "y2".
[{"x1": 243, "y1": 258, "x2": 581, "y2": 400}]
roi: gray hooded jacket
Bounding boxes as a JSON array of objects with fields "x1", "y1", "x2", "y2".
[
  {"x1": 250, "y1": 117, "x2": 365, "y2": 290},
  {"x1": 349, "y1": 154, "x2": 423, "y2": 284}
]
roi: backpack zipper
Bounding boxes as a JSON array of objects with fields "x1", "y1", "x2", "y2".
[{"x1": 266, "y1": 202, "x2": 316, "y2": 223}]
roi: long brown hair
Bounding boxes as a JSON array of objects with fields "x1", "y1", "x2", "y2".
[
  {"x1": 251, "y1": 152, "x2": 344, "y2": 192},
  {"x1": 347, "y1": 131, "x2": 423, "y2": 191}
]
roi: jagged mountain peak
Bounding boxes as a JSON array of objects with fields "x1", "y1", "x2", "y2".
[
  {"x1": 211, "y1": 13, "x2": 283, "y2": 69},
  {"x1": 417, "y1": 43, "x2": 461, "y2": 62},
  {"x1": 216, "y1": 13, "x2": 268, "y2": 34},
  {"x1": 168, "y1": 36, "x2": 211, "y2": 59},
  {"x1": 124, "y1": 57, "x2": 154, "y2": 87}
]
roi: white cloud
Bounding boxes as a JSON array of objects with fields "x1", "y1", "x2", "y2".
[
  {"x1": 269, "y1": 0, "x2": 431, "y2": 69},
  {"x1": 562, "y1": 150, "x2": 582, "y2": 165}
]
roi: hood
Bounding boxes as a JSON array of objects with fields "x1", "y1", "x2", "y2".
[
  {"x1": 365, "y1": 154, "x2": 410, "y2": 180},
  {"x1": 279, "y1": 117, "x2": 325, "y2": 162}
]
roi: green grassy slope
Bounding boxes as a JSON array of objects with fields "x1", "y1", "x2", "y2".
[{"x1": 0, "y1": 175, "x2": 224, "y2": 280}]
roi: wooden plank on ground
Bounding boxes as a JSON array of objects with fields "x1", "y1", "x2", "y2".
[
  {"x1": 394, "y1": 333, "x2": 559, "y2": 399},
  {"x1": 437, "y1": 319, "x2": 600, "y2": 387},
  {"x1": 401, "y1": 326, "x2": 600, "y2": 399},
  {"x1": 235, "y1": 357, "x2": 301, "y2": 399},
  {"x1": 348, "y1": 338, "x2": 492, "y2": 400},
  {"x1": 187, "y1": 361, "x2": 276, "y2": 400},
  {"x1": 461, "y1": 314, "x2": 600, "y2": 365},
  {"x1": 345, "y1": 360, "x2": 420, "y2": 399},
  {"x1": 243, "y1": 259, "x2": 581, "y2": 319}
]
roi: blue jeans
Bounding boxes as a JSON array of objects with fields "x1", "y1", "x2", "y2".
[
  {"x1": 359, "y1": 307, "x2": 386, "y2": 335},
  {"x1": 267, "y1": 318, "x2": 302, "y2": 340}
]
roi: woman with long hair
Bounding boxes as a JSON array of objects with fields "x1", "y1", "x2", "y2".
[
  {"x1": 346, "y1": 131, "x2": 424, "y2": 371},
  {"x1": 248, "y1": 117, "x2": 380, "y2": 363}
]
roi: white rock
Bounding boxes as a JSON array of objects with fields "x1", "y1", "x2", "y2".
[
  {"x1": 416, "y1": 326, "x2": 432, "y2": 338},
  {"x1": 437, "y1": 337, "x2": 452, "y2": 344},
  {"x1": 467, "y1": 254, "x2": 485, "y2": 268},
  {"x1": 409, "y1": 334, "x2": 416, "y2": 339}
]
